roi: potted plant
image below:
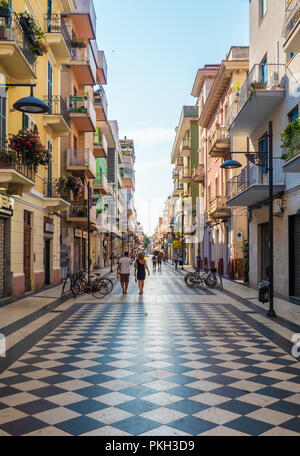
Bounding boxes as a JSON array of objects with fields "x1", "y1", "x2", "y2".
[
  {"x1": 0, "y1": 0, "x2": 11, "y2": 18},
  {"x1": 19, "y1": 11, "x2": 47, "y2": 57},
  {"x1": 9, "y1": 128, "x2": 50, "y2": 172},
  {"x1": 55, "y1": 176, "x2": 84, "y2": 199},
  {"x1": 71, "y1": 40, "x2": 86, "y2": 48},
  {"x1": 281, "y1": 118, "x2": 300, "y2": 161}
]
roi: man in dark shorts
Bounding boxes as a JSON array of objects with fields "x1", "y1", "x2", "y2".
[{"x1": 117, "y1": 252, "x2": 132, "y2": 294}]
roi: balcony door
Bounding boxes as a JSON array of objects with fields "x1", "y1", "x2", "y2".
[
  {"x1": 48, "y1": 61, "x2": 53, "y2": 112},
  {"x1": 0, "y1": 96, "x2": 6, "y2": 146},
  {"x1": 47, "y1": 142, "x2": 53, "y2": 197},
  {"x1": 47, "y1": 0, "x2": 52, "y2": 32}
]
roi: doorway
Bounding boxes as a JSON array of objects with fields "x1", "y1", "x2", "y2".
[
  {"x1": 290, "y1": 215, "x2": 300, "y2": 298},
  {"x1": 82, "y1": 238, "x2": 86, "y2": 270},
  {"x1": 24, "y1": 211, "x2": 32, "y2": 292},
  {"x1": 74, "y1": 237, "x2": 81, "y2": 272},
  {"x1": 44, "y1": 239, "x2": 51, "y2": 285},
  {"x1": 261, "y1": 222, "x2": 270, "y2": 281}
]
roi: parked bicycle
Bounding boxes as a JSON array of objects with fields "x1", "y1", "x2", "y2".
[
  {"x1": 185, "y1": 267, "x2": 223, "y2": 289},
  {"x1": 61, "y1": 270, "x2": 114, "y2": 299}
]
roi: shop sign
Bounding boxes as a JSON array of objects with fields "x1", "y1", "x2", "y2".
[
  {"x1": 75, "y1": 229, "x2": 82, "y2": 238},
  {"x1": 173, "y1": 240, "x2": 182, "y2": 249},
  {"x1": 0, "y1": 194, "x2": 13, "y2": 217},
  {"x1": 44, "y1": 223, "x2": 55, "y2": 233}
]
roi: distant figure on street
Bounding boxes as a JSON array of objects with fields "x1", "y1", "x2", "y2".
[
  {"x1": 152, "y1": 254, "x2": 157, "y2": 271},
  {"x1": 135, "y1": 252, "x2": 150, "y2": 295},
  {"x1": 174, "y1": 254, "x2": 180, "y2": 270},
  {"x1": 117, "y1": 252, "x2": 132, "y2": 295},
  {"x1": 157, "y1": 252, "x2": 163, "y2": 271}
]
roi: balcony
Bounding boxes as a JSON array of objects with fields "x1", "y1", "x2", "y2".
[
  {"x1": 43, "y1": 182, "x2": 70, "y2": 211},
  {"x1": 0, "y1": 147, "x2": 35, "y2": 195},
  {"x1": 70, "y1": 44, "x2": 97, "y2": 85},
  {"x1": 0, "y1": 13, "x2": 36, "y2": 79},
  {"x1": 66, "y1": 149, "x2": 96, "y2": 178},
  {"x1": 226, "y1": 162, "x2": 285, "y2": 207},
  {"x1": 69, "y1": 96, "x2": 96, "y2": 132},
  {"x1": 180, "y1": 167, "x2": 191, "y2": 183},
  {"x1": 208, "y1": 127, "x2": 230, "y2": 158},
  {"x1": 192, "y1": 164, "x2": 205, "y2": 183},
  {"x1": 94, "y1": 172, "x2": 110, "y2": 194},
  {"x1": 93, "y1": 131, "x2": 108, "y2": 158},
  {"x1": 173, "y1": 181, "x2": 184, "y2": 197},
  {"x1": 97, "y1": 50, "x2": 107, "y2": 84},
  {"x1": 44, "y1": 15, "x2": 72, "y2": 63},
  {"x1": 226, "y1": 64, "x2": 286, "y2": 136},
  {"x1": 172, "y1": 169, "x2": 179, "y2": 180},
  {"x1": 209, "y1": 196, "x2": 231, "y2": 220},
  {"x1": 283, "y1": 149, "x2": 300, "y2": 173},
  {"x1": 180, "y1": 138, "x2": 191, "y2": 157},
  {"x1": 283, "y1": 0, "x2": 300, "y2": 54},
  {"x1": 176, "y1": 157, "x2": 184, "y2": 170},
  {"x1": 94, "y1": 90, "x2": 108, "y2": 121},
  {"x1": 67, "y1": 201, "x2": 87, "y2": 224},
  {"x1": 69, "y1": 0, "x2": 96, "y2": 40},
  {"x1": 43, "y1": 96, "x2": 70, "y2": 137}
]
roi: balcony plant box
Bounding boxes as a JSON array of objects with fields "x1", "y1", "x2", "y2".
[
  {"x1": 0, "y1": 0, "x2": 11, "y2": 19},
  {"x1": 9, "y1": 128, "x2": 50, "y2": 172},
  {"x1": 19, "y1": 16, "x2": 35, "y2": 44}
]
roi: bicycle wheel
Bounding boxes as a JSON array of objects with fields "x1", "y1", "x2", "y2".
[
  {"x1": 73, "y1": 281, "x2": 84, "y2": 297},
  {"x1": 92, "y1": 280, "x2": 108, "y2": 298},
  {"x1": 99, "y1": 278, "x2": 113, "y2": 294},
  {"x1": 186, "y1": 274, "x2": 199, "y2": 288},
  {"x1": 61, "y1": 279, "x2": 70, "y2": 299}
]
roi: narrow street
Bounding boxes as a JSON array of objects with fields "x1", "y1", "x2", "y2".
[{"x1": 0, "y1": 264, "x2": 300, "y2": 436}]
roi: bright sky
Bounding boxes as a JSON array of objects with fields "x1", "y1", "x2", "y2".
[{"x1": 95, "y1": 0, "x2": 249, "y2": 236}]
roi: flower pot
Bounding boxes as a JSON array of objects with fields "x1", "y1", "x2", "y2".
[
  {"x1": 0, "y1": 7, "x2": 11, "y2": 18},
  {"x1": 20, "y1": 17, "x2": 35, "y2": 44}
]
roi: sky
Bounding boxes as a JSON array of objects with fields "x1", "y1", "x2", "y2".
[{"x1": 95, "y1": 0, "x2": 249, "y2": 236}]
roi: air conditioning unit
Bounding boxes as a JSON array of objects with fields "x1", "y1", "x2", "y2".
[{"x1": 271, "y1": 71, "x2": 280, "y2": 88}]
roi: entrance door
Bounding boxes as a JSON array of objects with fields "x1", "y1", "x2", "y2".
[
  {"x1": 291, "y1": 215, "x2": 300, "y2": 298},
  {"x1": 44, "y1": 239, "x2": 51, "y2": 285},
  {"x1": 261, "y1": 222, "x2": 270, "y2": 281},
  {"x1": 0, "y1": 218, "x2": 4, "y2": 298},
  {"x1": 74, "y1": 237, "x2": 81, "y2": 272},
  {"x1": 82, "y1": 238, "x2": 86, "y2": 270},
  {"x1": 24, "y1": 211, "x2": 31, "y2": 292}
]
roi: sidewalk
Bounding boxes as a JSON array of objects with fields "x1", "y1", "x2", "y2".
[
  {"x1": 167, "y1": 263, "x2": 300, "y2": 351},
  {"x1": 0, "y1": 264, "x2": 118, "y2": 351}
]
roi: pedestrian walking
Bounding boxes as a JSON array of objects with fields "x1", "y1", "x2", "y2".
[
  {"x1": 174, "y1": 253, "x2": 180, "y2": 270},
  {"x1": 152, "y1": 254, "x2": 157, "y2": 271},
  {"x1": 135, "y1": 252, "x2": 150, "y2": 295},
  {"x1": 117, "y1": 252, "x2": 132, "y2": 295},
  {"x1": 157, "y1": 252, "x2": 163, "y2": 271}
]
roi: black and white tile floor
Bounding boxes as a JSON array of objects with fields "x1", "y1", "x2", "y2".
[{"x1": 0, "y1": 266, "x2": 300, "y2": 436}]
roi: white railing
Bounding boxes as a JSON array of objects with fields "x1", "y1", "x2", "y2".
[
  {"x1": 283, "y1": 0, "x2": 300, "y2": 39},
  {"x1": 226, "y1": 161, "x2": 285, "y2": 200},
  {"x1": 226, "y1": 64, "x2": 286, "y2": 129},
  {"x1": 67, "y1": 149, "x2": 96, "y2": 176}
]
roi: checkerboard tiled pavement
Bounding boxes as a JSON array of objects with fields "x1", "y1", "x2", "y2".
[{"x1": 0, "y1": 266, "x2": 300, "y2": 436}]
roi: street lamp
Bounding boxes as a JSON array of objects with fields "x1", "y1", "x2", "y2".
[
  {"x1": 220, "y1": 121, "x2": 276, "y2": 318},
  {"x1": 1, "y1": 84, "x2": 50, "y2": 114}
]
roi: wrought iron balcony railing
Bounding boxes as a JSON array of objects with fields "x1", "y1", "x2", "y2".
[
  {"x1": 0, "y1": 144, "x2": 36, "y2": 182},
  {"x1": 43, "y1": 96, "x2": 70, "y2": 126},
  {"x1": 0, "y1": 13, "x2": 36, "y2": 69},
  {"x1": 226, "y1": 64, "x2": 286, "y2": 129},
  {"x1": 283, "y1": 0, "x2": 300, "y2": 39},
  {"x1": 44, "y1": 14, "x2": 72, "y2": 55}
]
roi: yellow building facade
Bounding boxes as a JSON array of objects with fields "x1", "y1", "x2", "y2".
[{"x1": 0, "y1": 0, "x2": 105, "y2": 298}]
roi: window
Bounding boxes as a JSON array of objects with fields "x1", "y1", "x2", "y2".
[
  {"x1": 259, "y1": 133, "x2": 268, "y2": 174},
  {"x1": 48, "y1": 61, "x2": 53, "y2": 111},
  {"x1": 22, "y1": 113, "x2": 29, "y2": 130},
  {"x1": 0, "y1": 97, "x2": 6, "y2": 144},
  {"x1": 261, "y1": 56, "x2": 267, "y2": 85},
  {"x1": 288, "y1": 105, "x2": 299, "y2": 123},
  {"x1": 259, "y1": 0, "x2": 267, "y2": 20}
]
